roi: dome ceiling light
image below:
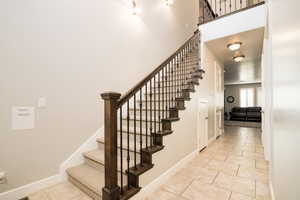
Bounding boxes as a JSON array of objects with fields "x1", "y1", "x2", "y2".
[
  {"x1": 227, "y1": 42, "x2": 242, "y2": 51},
  {"x1": 233, "y1": 54, "x2": 245, "y2": 62}
]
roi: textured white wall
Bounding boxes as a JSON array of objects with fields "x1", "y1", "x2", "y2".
[
  {"x1": 0, "y1": 0, "x2": 199, "y2": 192},
  {"x1": 269, "y1": 0, "x2": 300, "y2": 199}
]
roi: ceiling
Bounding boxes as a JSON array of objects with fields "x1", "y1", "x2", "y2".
[{"x1": 206, "y1": 27, "x2": 265, "y2": 84}]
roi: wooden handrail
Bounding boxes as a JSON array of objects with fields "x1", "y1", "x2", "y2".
[{"x1": 117, "y1": 30, "x2": 199, "y2": 107}]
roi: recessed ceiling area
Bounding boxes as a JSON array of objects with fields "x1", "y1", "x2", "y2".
[{"x1": 206, "y1": 27, "x2": 265, "y2": 84}]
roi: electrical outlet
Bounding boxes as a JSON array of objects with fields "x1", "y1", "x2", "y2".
[{"x1": 0, "y1": 171, "x2": 6, "y2": 184}]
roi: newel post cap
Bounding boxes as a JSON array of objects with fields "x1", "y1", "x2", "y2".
[{"x1": 101, "y1": 92, "x2": 121, "y2": 100}]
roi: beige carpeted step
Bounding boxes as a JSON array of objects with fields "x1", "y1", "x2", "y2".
[
  {"x1": 66, "y1": 164, "x2": 104, "y2": 200},
  {"x1": 84, "y1": 149, "x2": 136, "y2": 172},
  {"x1": 97, "y1": 137, "x2": 148, "y2": 153}
]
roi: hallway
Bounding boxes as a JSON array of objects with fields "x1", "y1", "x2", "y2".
[{"x1": 144, "y1": 126, "x2": 270, "y2": 200}]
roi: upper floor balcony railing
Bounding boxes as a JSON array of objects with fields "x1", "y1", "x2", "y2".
[{"x1": 199, "y1": 0, "x2": 265, "y2": 25}]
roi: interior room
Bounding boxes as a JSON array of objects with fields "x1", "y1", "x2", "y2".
[{"x1": 206, "y1": 27, "x2": 264, "y2": 128}]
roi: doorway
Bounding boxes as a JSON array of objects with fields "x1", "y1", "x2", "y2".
[{"x1": 198, "y1": 100, "x2": 209, "y2": 151}]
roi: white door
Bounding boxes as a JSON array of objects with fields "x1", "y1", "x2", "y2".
[
  {"x1": 198, "y1": 101, "x2": 209, "y2": 151},
  {"x1": 214, "y1": 62, "x2": 223, "y2": 138}
]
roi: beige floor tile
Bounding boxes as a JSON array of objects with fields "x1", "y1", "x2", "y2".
[
  {"x1": 44, "y1": 182, "x2": 83, "y2": 200},
  {"x1": 255, "y1": 159, "x2": 269, "y2": 171},
  {"x1": 211, "y1": 152, "x2": 229, "y2": 161},
  {"x1": 256, "y1": 181, "x2": 271, "y2": 200},
  {"x1": 214, "y1": 173, "x2": 255, "y2": 197},
  {"x1": 230, "y1": 192, "x2": 253, "y2": 200},
  {"x1": 226, "y1": 155, "x2": 255, "y2": 168},
  {"x1": 206, "y1": 159, "x2": 239, "y2": 176},
  {"x1": 182, "y1": 181, "x2": 231, "y2": 200},
  {"x1": 28, "y1": 191, "x2": 49, "y2": 200},
  {"x1": 188, "y1": 156, "x2": 211, "y2": 168},
  {"x1": 145, "y1": 188, "x2": 185, "y2": 200},
  {"x1": 238, "y1": 167, "x2": 269, "y2": 183},
  {"x1": 243, "y1": 152, "x2": 265, "y2": 160},
  {"x1": 162, "y1": 170, "x2": 194, "y2": 195},
  {"x1": 255, "y1": 147, "x2": 264, "y2": 154}
]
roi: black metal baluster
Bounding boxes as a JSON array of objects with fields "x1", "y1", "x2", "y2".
[
  {"x1": 173, "y1": 55, "x2": 179, "y2": 99},
  {"x1": 150, "y1": 79, "x2": 153, "y2": 148},
  {"x1": 154, "y1": 75, "x2": 157, "y2": 145},
  {"x1": 168, "y1": 63, "x2": 170, "y2": 113},
  {"x1": 126, "y1": 100, "x2": 130, "y2": 187},
  {"x1": 134, "y1": 94, "x2": 137, "y2": 169},
  {"x1": 173, "y1": 58, "x2": 175, "y2": 107},
  {"x1": 220, "y1": 0, "x2": 222, "y2": 16},
  {"x1": 146, "y1": 82, "x2": 148, "y2": 149},
  {"x1": 139, "y1": 88, "x2": 143, "y2": 166},
  {"x1": 158, "y1": 71, "x2": 161, "y2": 132},
  {"x1": 166, "y1": 64, "x2": 169, "y2": 118},
  {"x1": 162, "y1": 67, "x2": 165, "y2": 120},
  {"x1": 120, "y1": 106, "x2": 123, "y2": 194}
]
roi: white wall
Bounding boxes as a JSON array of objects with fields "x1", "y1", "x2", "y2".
[
  {"x1": 199, "y1": 43, "x2": 224, "y2": 140},
  {"x1": 268, "y1": 0, "x2": 300, "y2": 199},
  {"x1": 0, "y1": 0, "x2": 199, "y2": 193},
  {"x1": 200, "y1": 3, "x2": 266, "y2": 42}
]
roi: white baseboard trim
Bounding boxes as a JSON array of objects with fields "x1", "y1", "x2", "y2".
[
  {"x1": 60, "y1": 127, "x2": 104, "y2": 180},
  {"x1": 208, "y1": 136, "x2": 216, "y2": 145},
  {"x1": 269, "y1": 181, "x2": 276, "y2": 200},
  {"x1": 0, "y1": 174, "x2": 61, "y2": 200},
  {"x1": 131, "y1": 149, "x2": 199, "y2": 200}
]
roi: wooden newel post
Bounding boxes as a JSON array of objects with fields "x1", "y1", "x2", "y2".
[{"x1": 101, "y1": 92, "x2": 121, "y2": 200}]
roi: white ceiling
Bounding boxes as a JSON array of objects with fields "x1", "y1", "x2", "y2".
[{"x1": 206, "y1": 27, "x2": 265, "y2": 84}]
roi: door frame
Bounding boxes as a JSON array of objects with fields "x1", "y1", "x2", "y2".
[
  {"x1": 197, "y1": 99, "x2": 209, "y2": 151},
  {"x1": 214, "y1": 61, "x2": 223, "y2": 139}
]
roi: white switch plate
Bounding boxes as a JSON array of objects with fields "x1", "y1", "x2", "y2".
[{"x1": 38, "y1": 97, "x2": 47, "y2": 108}]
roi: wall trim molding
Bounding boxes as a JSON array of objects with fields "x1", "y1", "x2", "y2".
[
  {"x1": 0, "y1": 174, "x2": 61, "y2": 200},
  {"x1": 208, "y1": 136, "x2": 216, "y2": 145},
  {"x1": 269, "y1": 181, "x2": 276, "y2": 200},
  {"x1": 131, "y1": 149, "x2": 199, "y2": 200}
]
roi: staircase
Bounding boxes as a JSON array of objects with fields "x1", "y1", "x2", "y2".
[{"x1": 66, "y1": 30, "x2": 204, "y2": 200}]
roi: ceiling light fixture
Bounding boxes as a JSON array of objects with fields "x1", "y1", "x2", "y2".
[
  {"x1": 227, "y1": 42, "x2": 242, "y2": 51},
  {"x1": 233, "y1": 55, "x2": 245, "y2": 62},
  {"x1": 165, "y1": 0, "x2": 174, "y2": 6},
  {"x1": 131, "y1": 0, "x2": 142, "y2": 15}
]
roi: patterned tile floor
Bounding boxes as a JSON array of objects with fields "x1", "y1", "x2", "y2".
[
  {"x1": 28, "y1": 126, "x2": 270, "y2": 200},
  {"x1": 144, "y1": 126, "x2": 270, "y2": 200}
]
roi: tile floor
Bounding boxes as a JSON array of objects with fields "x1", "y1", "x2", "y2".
[{"x1": 28, "y1": 126, "x2": 270, "y2": 200}]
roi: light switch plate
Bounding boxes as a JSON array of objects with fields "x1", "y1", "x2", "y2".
[{"x1": 38, "y1": 97, "x2": 47, "y2": 108}]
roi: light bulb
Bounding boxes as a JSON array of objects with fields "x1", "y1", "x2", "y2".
[
  {"x1": 233, "y1": 55, "x2": 245, "y2": 62},
  {"x1": 227, "y1": 42, "x2": 242, "y2": 51}
]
